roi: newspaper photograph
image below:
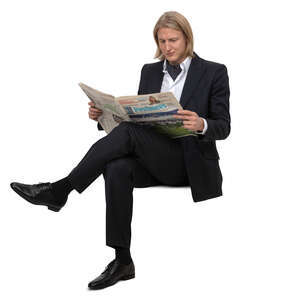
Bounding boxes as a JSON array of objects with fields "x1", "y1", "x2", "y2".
[{"x1": 79, "y1": 82, "x2": 197, "y2": 138}]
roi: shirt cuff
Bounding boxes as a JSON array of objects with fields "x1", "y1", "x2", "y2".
[{"x1": 196, "y1": 118, "x2": 208, "y2": 135}]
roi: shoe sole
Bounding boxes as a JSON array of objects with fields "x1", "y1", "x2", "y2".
[
  {"x1": 121, "y1": 274, "x2": 135, "y2": 280},
  {"x1": 88, "y1": 274, "x2": 135, "y2": 290},
  {"x1": 10, "y1": 183, "x2": 61, "y2": 212}
]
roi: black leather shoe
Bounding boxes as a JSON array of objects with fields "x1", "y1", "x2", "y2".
[
  {"x1": 10, "y1": 182, "x2": 66, "y2": 212},
  {"x1": 88, "y1": 259, "x2": 135, "y2": 290}
]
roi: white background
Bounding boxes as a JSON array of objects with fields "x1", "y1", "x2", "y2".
[{"x1": 1, "y1": 0, "x2": 299, "y2": 299}]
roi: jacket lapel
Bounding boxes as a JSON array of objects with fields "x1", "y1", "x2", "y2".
[
  {"x1": 180, "y1": 53, "x2": 206, "y2": 108},
  {"x1": 150, "y1": 60, "x2": 164, "y2": 93}
]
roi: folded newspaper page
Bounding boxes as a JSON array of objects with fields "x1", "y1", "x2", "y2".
[{"x1": 79, "y1": 82, "x2": 197, "y2": 138}]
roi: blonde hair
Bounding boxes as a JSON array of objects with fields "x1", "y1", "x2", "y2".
[{"x1": 153, "y1": 11, "x2": 195, "y2": 60}]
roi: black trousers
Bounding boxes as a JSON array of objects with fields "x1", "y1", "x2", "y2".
[{"x1": 68, "y1": 122, "x2": 189, "y2": 248}]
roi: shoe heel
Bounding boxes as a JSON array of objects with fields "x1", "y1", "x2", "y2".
[
  {"x1": 48, "y1": 205, "x2": 60, "y2": 212},
  {"x1": 122, "y1": 274, "x2": 135, "y2": 281}
]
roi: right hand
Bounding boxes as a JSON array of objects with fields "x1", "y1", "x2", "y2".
[{"x1": 88, "y1": 101, "x2": 103, "y2": 121}]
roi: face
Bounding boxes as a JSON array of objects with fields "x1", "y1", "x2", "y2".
[{"x1": 157, "y1": 27, "x2": 187, "y2": 65}]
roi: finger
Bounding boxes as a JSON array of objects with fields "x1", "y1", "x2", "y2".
[
  {"x1": 89, "y1": 109, "x2": 102, "y2": 115},
  {"x1": 183, "y1": 125, "x2": 194, "y2": 130},
  {"x1": 173, "y1": 113, "x2": 187, "y2": 118},
  {"x1": 89, "y1": 113, "x2": 97, "y2": 120},
  {"x1": 176, "y1": 115, "x2": 193, "y2": 121},
  {"x1": 183, "y1": 121, "x2": 194, "y2": 125},
  {"x1": 89, "y1": 110, "x2": 100, "y2": 117},
  {"x1": 90, "y1": 113, "x2": 101, "y2": 119},
  {"x1": 89, "y1": 114, "x2": 97, "y2": 119},
  {"x1": 90, "y1": 107, "x2": 102, "y2": 113},
  {"x1": 89, "y1": 114, "x2": 96, "y2": 119},
  {"x1": 174, "y1": 114, "x2": 193, "y2": 120},
  {"x1": 182, "y1": 121, "x2": 194, "y2": 126},
  {"x1": 176, "y1": 109, "x2": 195, "y2": 115}
]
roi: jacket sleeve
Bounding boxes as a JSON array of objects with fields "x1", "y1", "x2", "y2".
[
  {"x1": 137, "y1": 64, "x2": 148, "y2": 95},
  {"x1": 199, "y1": 65, "x2": 230, "y2": 141},
  {"x1": 97, "y1": 122, "x2": 103, "y2": 131}
]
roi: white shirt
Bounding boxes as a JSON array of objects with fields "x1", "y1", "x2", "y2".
[{"x1": 160, "y1": 56, "x2": 208, "y2": 134}]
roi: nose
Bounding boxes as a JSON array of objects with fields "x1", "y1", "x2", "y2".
[{"x1": 165, "y1": 41, "x2": 171, "y2": 51}]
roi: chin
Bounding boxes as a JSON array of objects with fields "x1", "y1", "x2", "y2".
[{"x1": 167, "y1": 57, "x2": 179, "y2": 64}]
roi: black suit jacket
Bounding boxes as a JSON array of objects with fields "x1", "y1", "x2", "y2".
[
  {"x1": 137, "y1": 53, "x2": 230, "y2": 201},
  {"x1": 99, "y1": 53, "x2": 230, "y2": 201}
]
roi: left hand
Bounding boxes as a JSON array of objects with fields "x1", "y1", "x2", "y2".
[
  {"x1": 88, "y1": 101, "x2": 103, "y2": 121},
  {"x1": 173, "y1": 109, "x2": 204, "y2": 131}
]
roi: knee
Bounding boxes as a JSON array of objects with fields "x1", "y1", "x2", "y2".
[
  {"x1": 114, "y1": 121, "x2": 142, "y2": 134},
  {"x1": 104, "y1": 158, "x2": 134, "y2": 180},
  {"x1": 116, "y1": 121, "x2": 133, "y2": 131}
]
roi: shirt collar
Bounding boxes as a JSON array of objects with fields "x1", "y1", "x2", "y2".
[{"x1": 163, "y1": 56, "x2": 192, "y2": 74}]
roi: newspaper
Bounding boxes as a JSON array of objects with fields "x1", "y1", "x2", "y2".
[{"x1": 79, "y1": 82, "x2": 197, "y2": 138}]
